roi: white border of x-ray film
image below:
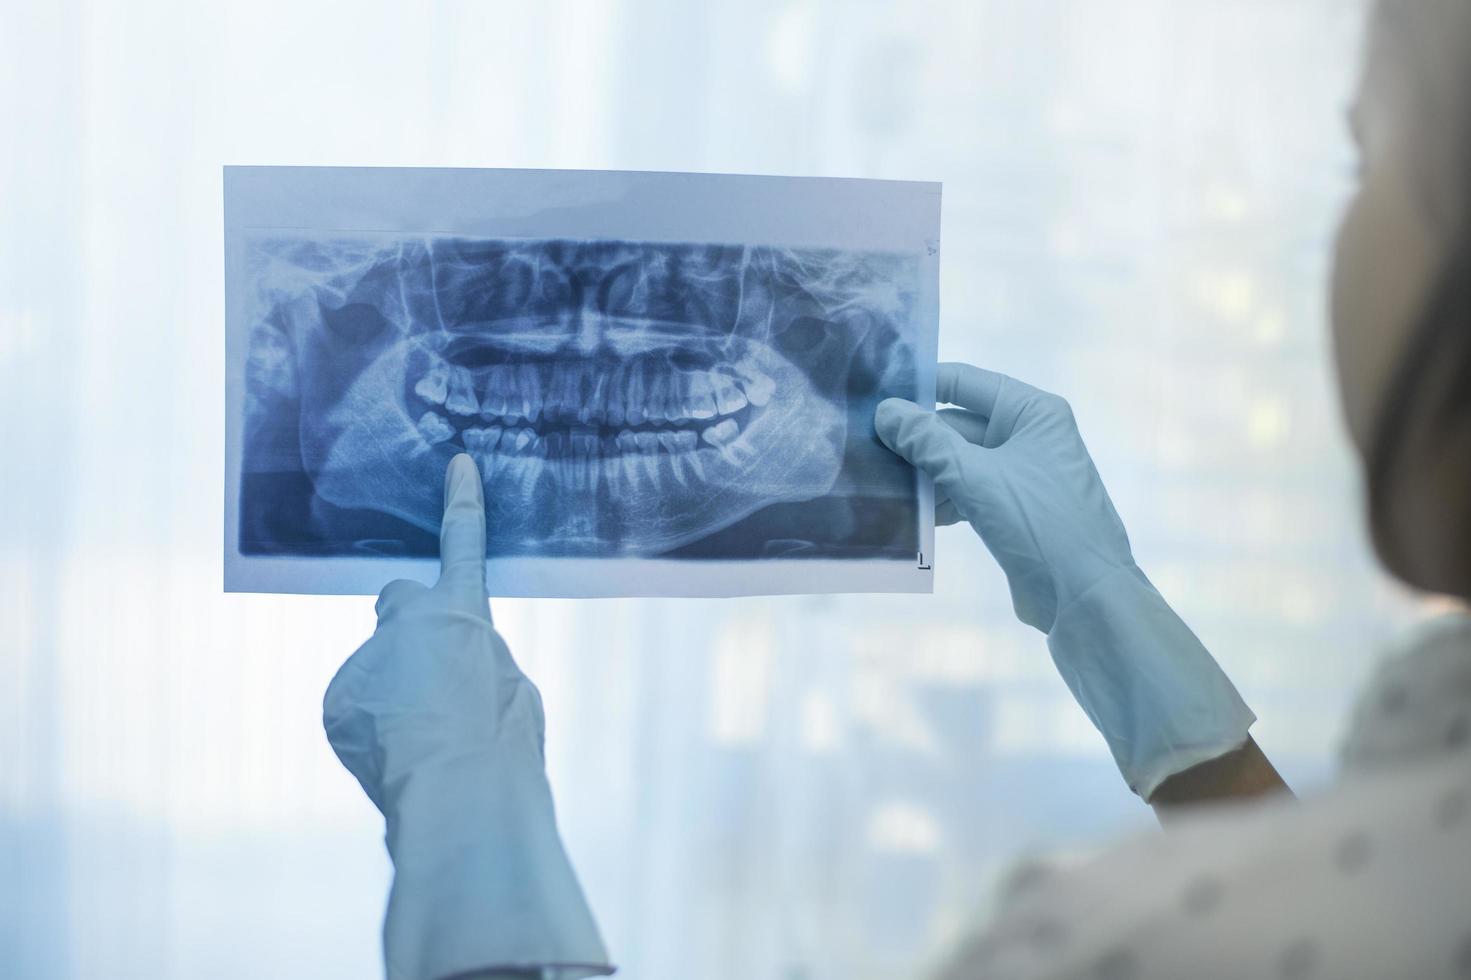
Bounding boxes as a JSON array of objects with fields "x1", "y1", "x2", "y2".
[{"x1": 224, "y1": 166, "x2": 939, "y2": 597}]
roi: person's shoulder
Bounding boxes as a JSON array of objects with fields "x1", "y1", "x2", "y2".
[
  {"x1": 931, "y1": 754, "x2": 1471, "y2": 980},
  {"x1": 1341, "y1": 611, "x2": 1471, "y2": 770}
]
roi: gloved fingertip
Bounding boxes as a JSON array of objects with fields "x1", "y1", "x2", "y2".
[
  {"x1": 877, "y1": 396, "x2": 937, "y2": 454},
  {"x1": 876, "y1": 396, "x2": 917, "y2": 417},
  {"x1": 437, "y1": 454, "x2": 489, "y2": 598},
  {"x1": 874, "y1": 397, "x2": 919, "y2": 443},
  {"x1": 444, "y1": 452, "x2": 483, "y2": 509}
]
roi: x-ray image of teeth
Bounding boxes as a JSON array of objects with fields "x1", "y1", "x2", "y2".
[{"x1": 239, "y1": 235, "x2": 923, "y2": 564}]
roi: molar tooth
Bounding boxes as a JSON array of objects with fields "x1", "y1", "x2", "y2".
[
  {"x1": 686, "y1": 373, "x2": 718, "y2": 419},
  {"x1": 414, "y1": 362, "x2": 451, "y2": 405},
  {"x1": 657, "y1": 430, "x2": 697, "y2": 454},
  {"x1": 685, "y1": 448, "x2": 710, "y2": 480},
  {"x1": 511, "y1": 427, "x2": 536, "y2": 454},
  {"x1": 639, "y1": 444, "x2": 660, "y2": 480},
  {"x1": 445, "y1": 366, "x2": 480, "y2": 416},
  {"x1": 701, "y1": 418, "x2": 740, "y2": 447},
  {"x1": 665, "y1": 450, "x2": 691, "y2": 487},
  {"x1": 740, "y1": 369, "x2": 775, "y2": 408},
  {"x1": 508, "y1": 455, "x2": 537, "y2": 497},
  {"x1": 714, "y1": 381, "x2": 748, "y2": 417},
  {"x1": 416, "y1": 411, "x2": 455, "y2": 445},
  {"x1": 599, "y1": 453, "x2": 621, "y2": 492},
  {"x1": 464, "y1": 427, "x2": 501, "y2": 470},
  {"x1": 716, "y1": 440, "x2": 752, "y2": 467},
  {"x1": 620, "y1": 452, "x2": 641, "y2": 487},
  {"x1": 615, "y1": 429, "x2": 639, "y2": 454},
  {"x1": 634, "y1": 431, "x2": 658, "y2": 454}
]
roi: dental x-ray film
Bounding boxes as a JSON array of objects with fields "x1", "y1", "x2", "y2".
[{"x1": 224, "y1": 167, "x2": 939, "y2": 596}]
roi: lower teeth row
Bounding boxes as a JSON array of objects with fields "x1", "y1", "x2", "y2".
[{"x1": 417, "y1": 413, "x2": 740, "y2": 456}]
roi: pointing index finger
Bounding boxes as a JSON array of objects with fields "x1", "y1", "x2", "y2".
[{"x1": 437, "y1": 453, "x2": 487, "y2": 595}]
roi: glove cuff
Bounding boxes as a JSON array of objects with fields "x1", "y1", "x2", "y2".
[
  {"x1": 1046, "y1": 565, "x2": 1256, "y2": 799},
  {"x1": 381, "y1": 750, "x2": 612, "y2": 980}
]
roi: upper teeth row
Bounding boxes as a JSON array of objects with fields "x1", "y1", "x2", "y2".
[{"x1": 413, "y1": 358, "x2": 774, "y2": 426}]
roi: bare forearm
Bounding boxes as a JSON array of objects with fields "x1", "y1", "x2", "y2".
[{"x1": 1147, "y1": 736, "x2": 1291, "y2": 821}]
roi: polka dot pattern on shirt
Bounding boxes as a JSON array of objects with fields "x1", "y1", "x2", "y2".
[
  {"x1": 1334, "y1": 832, "x2": 1372, "y2": 874},
  {"x1": 1437, "y1": 787, "x2": 1468, "y2": 830},
  {"x1": 1181, "y1": 875, "x2": 1223, "y2": 916},
  {"x1": 1448, "y1": 715, "x2": 1470, "y2": 750},
  {"x1": 1278, "y1": 937, "x2": 1318, "y2": 978},
  {"x1": 1027, "y1": 918, "x2": 1067, "y2": 951},
  {"x1": 1093, "y1": 947, "x2": 1136, "y2": 980}
]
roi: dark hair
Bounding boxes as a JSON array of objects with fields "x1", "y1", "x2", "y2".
[
  {"x1": 1359, "y1": 0, "x2": 1471, "y2": 595},
  {"x1": 1366, "y1": 229, "x2": 1471, "y2": 596}
]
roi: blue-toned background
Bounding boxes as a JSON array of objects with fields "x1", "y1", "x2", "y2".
[{"x1": 0, "y1": 1, "x2": 1428, "y2": 978}]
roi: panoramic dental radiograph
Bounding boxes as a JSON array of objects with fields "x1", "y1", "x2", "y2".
[{"x1": 239, "y1": 235, "x2": 922, "y2": 561}]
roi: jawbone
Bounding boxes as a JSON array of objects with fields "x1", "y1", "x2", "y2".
[{"x1": 300, "y1": 337, "x2": 846, "y2": 556}]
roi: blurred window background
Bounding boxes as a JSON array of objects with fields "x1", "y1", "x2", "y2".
[{"x1": 1, "y1": 1, "x2": 1422, "y2": 978}]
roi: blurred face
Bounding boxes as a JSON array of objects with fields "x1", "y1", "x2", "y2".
[{"x1": 1330, "y1": 8, "x2": 1446, "y2": 453}]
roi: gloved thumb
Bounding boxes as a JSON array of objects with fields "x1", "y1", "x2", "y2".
[
  {"x1": 375, "y1": 578, "x2": 429, "y2": 620},
  {"x1": 875, "y1": 397, "x2": 986, "y2": 508},
  {"x1": 436, "y1": 453, "x2": 489, "y2": 604}
]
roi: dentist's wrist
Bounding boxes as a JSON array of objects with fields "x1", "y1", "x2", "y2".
[
  {"x1": 1045, "y1": 564, "x2": 1257, "y2": 798},
  {"x1": 383, "y1": 752, "x2": 611, "y2": 980}
]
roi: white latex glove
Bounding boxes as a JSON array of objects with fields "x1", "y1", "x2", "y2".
[
  {"x1": 324, "y1": 453, "x2": 611, "y2": 980},
  {"x1": 876, "y1": 363, "x2": 1256, "y2": 798}
]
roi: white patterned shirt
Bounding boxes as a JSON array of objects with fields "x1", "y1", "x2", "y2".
[{"x1": 933, "y1": 614, "x2": 1471, "y2": 980}]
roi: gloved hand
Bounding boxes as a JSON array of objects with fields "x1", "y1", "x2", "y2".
[
  {"x1": 324, "y1": 453, "x2": 610, "y2": 980},
  {"x1": 876, "y1": 363, "x2": 1256, "y2": 798}
]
